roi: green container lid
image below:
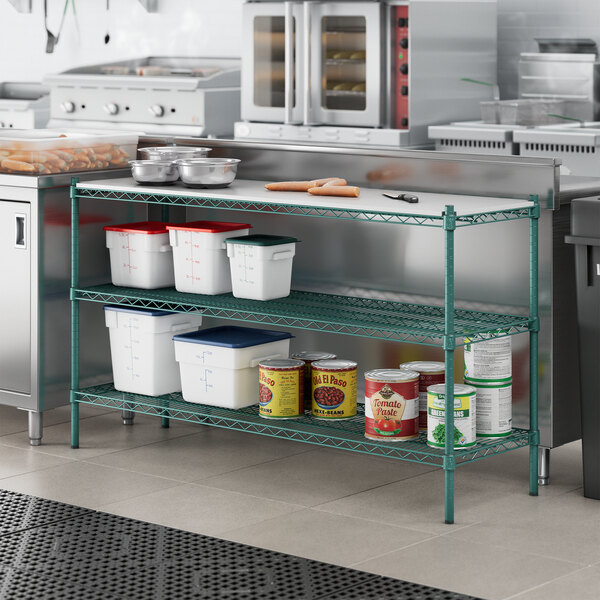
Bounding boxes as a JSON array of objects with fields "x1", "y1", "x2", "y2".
[{"x1": 224, "y1": 234, "x2": 299, "y2": 246}]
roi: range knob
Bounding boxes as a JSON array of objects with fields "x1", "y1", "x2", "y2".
[
  {"x1": 60, "y1": 101, "x2": 75, "y2": 113},
  {"x1": 399, "y1": 38, "x2": 409, "y2": 49},
  {"x1": 0, "y1": 121, "x2": 4, "y2": 128},
  {"x1": 401, "y1": 85, "x2": 409, "y2": 96},
  {"x1": 149, "y1": 104, "x2": 165, "y2": 117},
  {"x1": 399, "y1": 63, "x2": 409, "y2": 75},
  {"x1": 104, "y1": 103, "x2": 119, "y2": 115}
]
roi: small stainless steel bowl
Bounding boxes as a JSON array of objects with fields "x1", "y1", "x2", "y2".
[
  {"x1": 139, "y1": 146, "x2": 212, "y2": 161},
  {"x1": 130, "y1": 160, "x2": 179, "y2": 185},
  {"x1": 176, "y1": 158, "x2": 241, "y2": 188}
]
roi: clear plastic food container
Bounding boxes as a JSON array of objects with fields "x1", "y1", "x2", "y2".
[{"x1": 0, "y1": 129, "x2": 138, "y2": 175}]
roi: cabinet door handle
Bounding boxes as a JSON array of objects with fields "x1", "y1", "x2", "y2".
[{"x1": 15, "y1": 214, "x2": 26, "y2": 249}]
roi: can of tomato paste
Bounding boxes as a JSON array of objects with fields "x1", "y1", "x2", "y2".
[
  {"x1": 311, "y1": 359, "x2": 357, "y2": 420},
  {"x1": 259, "y1": 359, "x2": 304, "y2": 419},
  {"x1": 365, "y1": 369, "x2": 419, "y2": 442},
  {"x1": 398, "y1": 361, "x2": 445, "y2": 432},
  {"x1": 291, "y1": 351, "x2": 336, "y2": 410},
  {"x1": 427, "y1": 384, "x2": 476, "y2": 450}
]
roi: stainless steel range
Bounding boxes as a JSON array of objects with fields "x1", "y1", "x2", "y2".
[
  {"x1": 45, "y1": 57, "x2": 241, "y2": 138},
  {"x1": 0, "y1": 82, "x2": 49, "y2": 129}
]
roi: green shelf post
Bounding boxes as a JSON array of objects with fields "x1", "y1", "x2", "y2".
[
  {"x1": 443, "y1": 204, "x2": 457, "y2": 524},
  {"x1": 70, "y1": 178, "x2": 80, "y2": 449},
  {"x1": 529, "y1": 196, "x2": 540, "y2": 496},
  {"x1": 161, "y1": 203, "x2": 170, "y2": 429}
]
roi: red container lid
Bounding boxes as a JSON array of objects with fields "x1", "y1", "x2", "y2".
[
  {"x1": 104, "y1": 221, "x2": 169, "y2": 234},
  {"x1": 166, "y1": 221, "x2": 252, "y2": 233}
]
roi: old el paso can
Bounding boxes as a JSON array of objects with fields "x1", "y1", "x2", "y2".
[
  {"x1": 399, "y1": 361, "x2": 445, "y2": 432},
  {"x1": 259, "y1": 359, "x2": 305, "y2": 419},
  {"x1": 311, "y1": 359, "x2": 357, "y2": 420},
  {"x1": 365, "y1": 369, "x2": 419, "y2": 442},
  {"x1": 291, "y1": 351, "x2": 336, "y2": 410}
]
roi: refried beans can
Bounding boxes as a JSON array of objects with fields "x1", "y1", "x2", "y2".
[
  {"x1": 427, "y1": 384, "x2": 476, "y2": 450},
  {"x1": 311, "y1": 359, "x2": 357, "y2": 420},
  {"x1": 398, "y1": 361, "x2": 445, "y2": 432},
  {"x1": 365, "y1": 369, "x2": 420, "y2": 442},
  {"x1": 291, "y1": 351, "x2": 336, "y2": 410},
  {"x1": 259, "y1": 359, "x2": 304, "y2": 419}
]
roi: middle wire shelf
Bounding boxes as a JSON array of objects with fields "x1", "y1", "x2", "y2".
[{"x1": 72, "y1": 284, "x2": 532, "y2": 346}]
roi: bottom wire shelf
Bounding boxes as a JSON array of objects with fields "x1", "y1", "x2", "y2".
[{"x1": 73, "y1": 383, "x2": 531, "y2": 468}]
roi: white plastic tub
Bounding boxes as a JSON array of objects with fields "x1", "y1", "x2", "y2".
[
  {"x1": 104, "y1": 305, "x2": 203, "y2": 396},
  {"x1": 225, "y1": 235, "x2": 299, "y2": 301},
  {"x1": 173, "y1": 326, "x2": 293, "y2": 407},
  {"x1": 105, "y1": 221, "x2": 175, "y2": 289},
  {"x1": 167, "y1": 221, "x2": 251, "y2": 295}
]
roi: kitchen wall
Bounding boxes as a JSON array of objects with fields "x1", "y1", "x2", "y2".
[{"x1": 1, "y1": 0, "x2": 599, "y2": 100}]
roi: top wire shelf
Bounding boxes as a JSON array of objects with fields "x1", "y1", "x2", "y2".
[{"x1": 74, "y1": 179, "x2": 537, "y2": 228}]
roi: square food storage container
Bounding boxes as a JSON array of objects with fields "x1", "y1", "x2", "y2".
[
  {"x1": 173, "y1": 326, "x2": 293, "y2": 407},
  {"x1": 0, "y1": 129, "x2": 138, "y2": 175},
  {"x1": 167, "y1": 221, "x2": 252, "y2": 295},
  {"x1": 225, "y1": 235, "x2": 299, "y2": 301},
  {"x1": 105, "y1": 221, "x2": 175, "y2": 289},
  {"x1": 104, "y1": 305, "x2": 203, "y2": 396}
]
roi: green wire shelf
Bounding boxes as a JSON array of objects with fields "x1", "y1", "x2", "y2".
[
  {"x1": 73, "y1": 185, "x2": 535, "y2": 228},
  {"x1": 75, "y1": 383, "x2": 531, "y2": 467},
  {"x1": 72, "y1": 284, "x2": 532, "y2": 346}
]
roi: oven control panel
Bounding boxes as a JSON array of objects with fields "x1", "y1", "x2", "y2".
[{"x1": 395, "y1": 5, "x2": 409, "y2": 130}]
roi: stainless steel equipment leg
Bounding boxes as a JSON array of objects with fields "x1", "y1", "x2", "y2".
[
  {"x1": 121, "y1": 410, "x2": 135, "y2": 426},
  {"x1": 538, "y1": 446, "x2": 550, "y2": 486},
  {"x1": 28, "y1": 411, "x2": 43, "y2": 446}
]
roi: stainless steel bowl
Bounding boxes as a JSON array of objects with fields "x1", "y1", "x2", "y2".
[
  {"x1": 139, "y1": 146, "x2": 212, "y2": 161},
  {"x1": 130, "y1": 160, "x2": 179, "y2": 185},
  {"x1": 176, "y1": 158, "x2": 241, "y2": 188}
]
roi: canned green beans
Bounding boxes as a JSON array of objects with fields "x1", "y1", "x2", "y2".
[{"x1": 427, "y1": 384, "x2": 476, "y2": 450}]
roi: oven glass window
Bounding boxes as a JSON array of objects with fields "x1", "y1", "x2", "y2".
[
  {"x1": 254, "y1": 16, "x2": 295, "y2": 108},
  {"x1": 322, "y1": 16, "x2": 366, "y2": 111}
]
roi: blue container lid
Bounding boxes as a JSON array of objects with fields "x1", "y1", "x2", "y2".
[
  {"x1": 103, "y1": 305, "x2": 174, "y2": 317},
  {"x1": 173, "y1": 326, "x2": 292, "y2": 348}
]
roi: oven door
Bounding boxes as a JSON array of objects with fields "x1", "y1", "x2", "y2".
[
  {"x1": 306, "y1": 2, "x2": 383, "y2": 127},
  {"x1": 241, "y1": 2, "x2": 304, "y2": 124}
]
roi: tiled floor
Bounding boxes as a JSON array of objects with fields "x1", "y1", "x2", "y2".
[{"x1": 0, "y1": 404, "x2": 597, "y2": 600}]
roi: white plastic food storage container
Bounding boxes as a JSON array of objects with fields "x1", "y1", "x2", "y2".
[
  {"x1": 225, "y1": 235, "x2": 299, "y2": 301},
  {"x1": 173, "y1": 326, "x2": 293, "y2": 407},
  {"x1": 167, "y1": 221, "x2": 252, "y2": 295},
  {"x1": 104, "y1": 305, "x2": 203, "y2": 396},
  {"x1": 104, "y1": 221, "x2": 175, "y2": 289}
]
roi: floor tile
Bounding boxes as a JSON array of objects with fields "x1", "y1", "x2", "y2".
[
  {"x1": 0, "y1": 445, "x2": 72, "y2": 480},
  {"x1": 87, "y1": 427, "x2": 310, "y2": 482},
  {"x1": 98, "y1": 482, "x2": 304, "y2": 537},
  {"x1": 0, "y1": 461, "x2": 179, "y2": 509},
  {"x1": 197, "y1": 447, "x2": 435, "y2": 507},
  {"x1": 508, "y1": 565, "x2": 600, "y2": 600},
  {"x1": 315, "y1": 468, "x2": 540, "y2": 535},
  {"x1": 352, "y1": 536, "x2": 582, "y2": 600},
  {"x1": 223, "y1": 508, "x2": 434, "y2": 567},
  {"x1": 0, "y1": 411, "x2": 201, "y2": 460},
  {"x1": 0, "y1": 404, "x2": 113, "y2": 438},
  {"x1": 447, "y1": 488, "x2": 600, "y2": 565}
]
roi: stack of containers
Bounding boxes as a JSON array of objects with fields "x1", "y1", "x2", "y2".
[
  {"x1": 464, "y1": 335, "x2": 513, "y2": 439},
  {"x1": 173, "y1": 326, "x2": 293, "y2": 407},
  {"x1": 167, "y1": 221, "x2": 252, "y2": 294},
  {"x1": 104, "y1": 221, "x2": 175, "y2": 289},
  {"x1": 104, "y1": 306, "x2": 203, "y2": 396}
]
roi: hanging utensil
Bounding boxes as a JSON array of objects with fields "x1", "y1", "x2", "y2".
[
  {"x1": 104, "y1": 0, "x2": 110, "y2": 44},
  {"x1": 44, "y1": 0, "x2": 58, "y2": 54}
]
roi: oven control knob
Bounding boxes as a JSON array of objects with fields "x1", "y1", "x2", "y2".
[
  {"x1": 61, "y1": 101, "x2": 75, "y2": 113},
  {"x1": 399, "y1": 63, "x2": 409, "y2": 75},
  {"x1": 401, "y1": 85, "x2": 409, "y2": 96},
  {"x1": 104, "y1": 103, "x2": 119, "y2": 115},
  {"x1": 0, "y1": 121, "x2": 4, "y2": 128},
  {"x1": 149, "y1": 104, "x2": 165, "y2": 117},
  {"x1": 399, "y1": 38, "x2": 409, "y2": 49}
]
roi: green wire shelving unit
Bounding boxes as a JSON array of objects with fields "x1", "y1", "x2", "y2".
[{"x1": 69, "y1": 179, "x2": 540, "y2": 524}]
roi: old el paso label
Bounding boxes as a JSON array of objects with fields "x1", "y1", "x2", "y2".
[
  {"x1": 312, "y1": 373, "x2": 347, "y2": 387},
  {"x1": 260, "y1": 371, "x2": 276, "y2": 386}
]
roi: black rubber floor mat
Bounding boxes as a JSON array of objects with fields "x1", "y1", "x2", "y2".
[
  {"x1": 0, "y1": 490, "x2": 91, "y2": 537},
  {"x1": 0, "y1": 490, "x2": 482, "y2": 600}
]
